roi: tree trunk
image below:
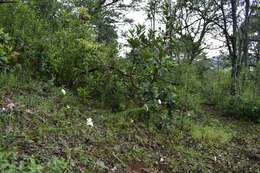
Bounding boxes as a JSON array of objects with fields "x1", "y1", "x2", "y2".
[
  {"x1": 257, "y1": 44, "x2": 260, "y2": 63},
  {"x1": 231, "y1": 53, "x2": 238, "y2": 96},
  {"x1": 230, "y1": 0, "x2": 238, "y2": 96},
  {"x1": 239, "y1": 0, "x2": 250, "y2": 91},
  {"x1": 165, "y1": 0, "x2": 173, "y2": 57},
  {"x1": 242, "y1": 0, "x2": 250, "y2": 67}
]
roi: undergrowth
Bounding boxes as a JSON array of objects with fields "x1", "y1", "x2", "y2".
[{"x1": 0, "y1": 72, "x2": 259, "y2": 172}]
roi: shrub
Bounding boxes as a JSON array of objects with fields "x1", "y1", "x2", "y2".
[
  {"x1": 126, "y1": 25, "x2": 177, "y2": 111},
  {"x1": 0, "y1": 150, "x2": 68, "y2": 173},
  {"x1": 203, "y1": 68, "x2": 260, "y2": 122},
  {"x1": 202, "y1": 70, "x2": 230, "y2": 106},
  {"x1": 173, "y1": 64, "x2": 203, "y2": 113},
  {"x1": 45, "y1": 26, "x2": 101, "y2": 86},
  {"x1": 224, "y1": 94, "x2": 260, "y2": 122},
  {"x1": 0, "y1": 28, "x2": 12, "y2": 71}
]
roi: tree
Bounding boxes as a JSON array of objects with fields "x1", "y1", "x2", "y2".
[
  {"x1": 146, "y1": 0, "x2": 161, "y2": 31},
  {"x1": 163, "y1": 0, "x2": 218, "y2": 63},
  {"x1": 65, "y1": 0, "x2": 140, "y2": 45},
  {"x1": 212, "y1": 0, "x2": 260, "y2": 96},
  {"x1": 213, "y1": 0, "x2": 250, "y2": 96}
]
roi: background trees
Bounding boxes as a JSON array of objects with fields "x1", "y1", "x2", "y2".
[{"x1": 0, "y1": 0, "x2": 259, "y2": 121}]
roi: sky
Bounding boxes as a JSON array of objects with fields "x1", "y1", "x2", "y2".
[{"x1": 116, "y1": 0, "x2": 224, "y2": 58}]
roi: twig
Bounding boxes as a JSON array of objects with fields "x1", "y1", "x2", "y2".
[{"x1": 112, "y1": 152, "x2": 127, "y2": 167}]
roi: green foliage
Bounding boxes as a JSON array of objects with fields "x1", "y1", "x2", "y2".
[
  {"x1": 0, "y1": 0, "x2": 260, "y2": 172},
  {"x1": 127, "y1": 25, "x2": 176, "y2": 110},
  {"x1": 125, "y1": 26, "x2": 206, "y2": 123},
  {"x1": 224, "y1": 95, "x2": 260, "y2": 122},
  {"x1": 0, "y1": 28, "x2": 12, "y2": 70},
  {"x1": 0, "y1": 1, "x2": 123, "y2": 111},
  {"x1": 173, "y1": 64, "x2": 203, "y2": 113},
  {"x1": 0, "y1": 71, "x2": 260, "y2": 172},
  {"x1": 45, "y1": 26, "x2": 100, "y2": 85},
  {"x1": 0, "y1": 72, "x2": 18, "y2": 89},
  {"x1": 203, "y1": 68, "x2": 260, "y2": 122},
  {"x1": 43, "y1": 159, "x2": 68, "y2": 173},
  {"x1": 203, "y1": 70, "x2": 230, "y2": 106},
  {"x1": 191, "y1": 124, "x2": 233, "y2": 144},
  {"x1": 0, "y1": 151, "x2": 68, "y2": 173},
  {"x1": 0, "y1": 0, "x2": 259, "y2": 123}
]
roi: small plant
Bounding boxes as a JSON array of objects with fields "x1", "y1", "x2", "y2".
[
  {"x1": 0, "y1": 28, "x2": 12, "y2": 70},
  {"x1": 43, "y1": 158, "x2": 68, "y2": 173},
  {"x1": 0, "y1": 150, "x2": 68, "y2": 173}
]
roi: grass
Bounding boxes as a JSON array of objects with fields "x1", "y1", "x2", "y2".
[
  {"x1": 0, "y1": 72, "x2": 259, "y2": 172},
  {"x1": 190, "y1": 124, "x2": 233, "y2": 144}
]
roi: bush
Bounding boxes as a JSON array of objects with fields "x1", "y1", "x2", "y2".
[
  {"x1": 0, "y1": 28, "x2": 13, "y2": 71},
  {"x1": 0, "y1": 150, "x2": 68, "y2": 173},
  {"x1": 173, "y1": 64, "x2": 203, "y2": 113},
  {"x1": 202, "y1": 70, "x2": 230, "y2": 106},
  {"x1": 203, "y1": 68, "x2": 260, "y2": 122},
  {"x1": 224, "y1": 94, "x2": 260, "y2": 122},
  {"x1": 45, "y1": 26, "x2": 102, "y2": 86},
  {"x1": 126, "y1": 26, "x2": 177, "y2": 110},
  {"x1": 0, "y1": 3, "x2": 125, "y2": 111}
]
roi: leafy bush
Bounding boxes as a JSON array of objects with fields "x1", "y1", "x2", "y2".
[
  {"x1": 45, "y1": 26, "x2": 101, "y2": 86},
  {"x1": 224, "y1": 94, "x2": 260, "y2": 122},
  {"x1": 173, "y1": 64, "x2": 203, "y2": 113},
  {"x1": 0, "y1": 28, "x2": 13, "y2": 71},
  {"x1": 0, "y1": 3, "x2": 46, "y2": 69},
  {"x1": 0, "y1": 151, "x2": 68, "y2": 173},
  {"x1": 0, "y1": 72, "x2": 18, "y2": 89},
  {"x1": 0, "y1": 2, "x2": 125, "y2": 110},
  {"x1": 203, "y1": 68, "x2": 260, "y2": 122},
  {"x1": 202, "y1": 70, "x2": 230, "y2": 106},
  {"x1": 127, "y1": 25, "x2": 176, "y2": 110}
]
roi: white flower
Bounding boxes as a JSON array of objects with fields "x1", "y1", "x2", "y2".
[
  {"x1": 1, "y1": 107, "x2": 6, "y2": 112},
  {"x1": 61, "y1": 88, "x2": 66, "y2": 95},
  {"x1": 158, "y1": 99, "x2": 162, "y2": 105},
  {"x1": 130, "y1": 119, "x2": 134, "y2": 123},
  {"x1": 6, "y1": 103, "x2": 15, "y2": 111},
  {"x1": 25, "y1": 109, "x2": 33, "y2": 114},
  {"x1": 87, "y1": 118, "x2": 94, "y2": 127},
  {"x1": 214, "y1": 156, "x2": 217, "y2": 162},
  {"x1": 160, "y1": 157, "x2": 164, "y2": 162},
  {"x1": 144, "y1": 104, "x2": 149, "y2": 112},
  {"x1": 111, "y1": 166, "x2": 117, "y2": 172},
  {"x1": 66, "y1": 105, "x2": 71, "y2": 109}
]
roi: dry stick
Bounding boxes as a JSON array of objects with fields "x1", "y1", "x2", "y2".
[{"x1": 112, "y1": 152, "x2": 127, "y2": 167}]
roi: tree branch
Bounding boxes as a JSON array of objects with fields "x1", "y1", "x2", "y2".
[{"x1": 0, "y1": 1, "x2": 17, "y2": 3}]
